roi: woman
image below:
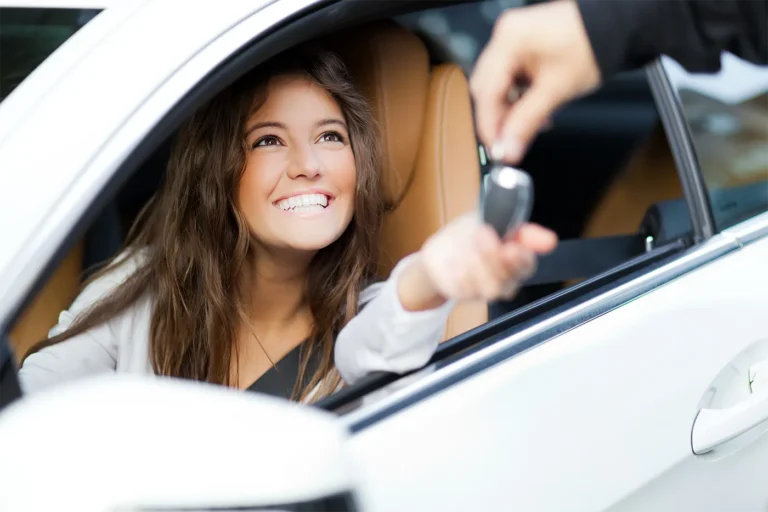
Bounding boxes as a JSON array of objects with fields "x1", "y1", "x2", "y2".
[{"x1": 19, "y1": 47, "x2": 557, "y2": 403}]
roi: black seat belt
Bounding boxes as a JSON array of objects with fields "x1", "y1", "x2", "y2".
[
  {"x1": 524, "y1": 196, "x2": 695, "y2": 285},
  {"x1": 527, "y1": 234, "x2": 648, "y2": 285}
]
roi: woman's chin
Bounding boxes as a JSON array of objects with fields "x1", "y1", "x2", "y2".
[{"x1": 280, "y1": 232, "x2": 345, "y2": 252}]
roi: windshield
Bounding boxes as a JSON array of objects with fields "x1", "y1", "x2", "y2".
[{"x1": 0, "y1": 7, "x2": 99, "y2": 103}]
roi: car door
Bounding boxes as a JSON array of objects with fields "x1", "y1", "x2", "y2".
[{"x1": 339, "y1": 58, "x2": 768, "y2": 511}]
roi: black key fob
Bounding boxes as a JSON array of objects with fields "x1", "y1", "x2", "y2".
[{"x1": 481, "y1": 164, "x2": 533, "y2": 239}]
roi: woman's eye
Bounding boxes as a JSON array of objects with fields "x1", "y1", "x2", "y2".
[
  {"x1": 254, "y1": 136, "x2": 281, "y2": 148},
  {"x1": 320, "y1": 131, "x2": 344, "y2": 143}
]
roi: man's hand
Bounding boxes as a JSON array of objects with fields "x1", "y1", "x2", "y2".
[{"x1": 470, "y1": 0, "x2": 602, "y2": 163}]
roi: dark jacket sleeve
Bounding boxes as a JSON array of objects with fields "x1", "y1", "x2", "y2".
[{"x1": 577, "y1": 0, "x2": 768, "y2": 79}]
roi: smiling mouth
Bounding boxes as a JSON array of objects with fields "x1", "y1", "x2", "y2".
[{"x1": 273, "y1": 193, "x2": 332, "y2": 212}]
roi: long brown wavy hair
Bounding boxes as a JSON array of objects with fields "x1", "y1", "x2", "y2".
[{"x1": 25, "y1": 47, "x2": 385, "y2": 402}]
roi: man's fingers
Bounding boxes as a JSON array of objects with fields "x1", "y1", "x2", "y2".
[
  {"x1": 499, "y1": 75, "x2": 567, "y2": 163},
  {"x1": 470, "y1": 32, "x2": 520, "y2": 151}
]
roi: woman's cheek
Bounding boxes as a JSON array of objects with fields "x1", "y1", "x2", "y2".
[
  {"x1": 236, "y1": 159, "x2": 275, "y2": 229},
  {"x1": 330, "y1": 149, "x2": 357, "y2": 194}
]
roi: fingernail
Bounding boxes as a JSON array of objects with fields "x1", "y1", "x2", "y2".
[
  {"x1": 490, "y1": 141, "x2": 505, "y2": 162},
  {"x1": 504, "y1": 137, "x2": 524, "y2": 163}
]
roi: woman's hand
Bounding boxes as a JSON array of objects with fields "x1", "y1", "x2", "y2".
[{"x1": 397, "y1": 213, "x2": 558, "y2": 312}]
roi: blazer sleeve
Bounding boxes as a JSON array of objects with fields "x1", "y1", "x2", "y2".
[
  {"x1": 577, "y1": 0, "x2": 768, "y2": 78},
  {"x1": 334, "y1": 253, "x2": 456, "y2": 385},
  {"x1": 18, "y1": 255, "x2": 139, "y2": 394}
]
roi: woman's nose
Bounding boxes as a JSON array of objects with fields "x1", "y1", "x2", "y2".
[{"x1": 287, "y1": 143, "x2": 322, "y2": 179}]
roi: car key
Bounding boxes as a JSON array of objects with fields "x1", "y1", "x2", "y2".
[
  {"x1": 481, "y1": 141, "x2": 534, "y2": 239},
  {"x1": 480, "y1": 80, "x2": 534, "y2": 238}
]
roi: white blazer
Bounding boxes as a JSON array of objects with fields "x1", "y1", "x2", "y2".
[{"x1": 18, "y1": 251, "x2": 455, "y2": 402}]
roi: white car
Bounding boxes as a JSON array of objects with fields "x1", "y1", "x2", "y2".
[{"x1": 1, "y1": 0, "x2": 767, "y2": 511}]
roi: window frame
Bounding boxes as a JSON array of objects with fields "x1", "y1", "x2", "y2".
[{"x1": 0, "y1": 0, "x2": 755, "y2": 422}]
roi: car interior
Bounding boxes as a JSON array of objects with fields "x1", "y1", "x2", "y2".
[{"x1": 4, "y1": 0, "x2": 698, "y2": 406}]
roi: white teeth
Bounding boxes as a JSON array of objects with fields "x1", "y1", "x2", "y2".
[
  {"x1": 295, "y1": 205, "x2": 324, "y2": 212},
  {"x1": 275, "y1": 193, "x2": 329, "y2": 211}
]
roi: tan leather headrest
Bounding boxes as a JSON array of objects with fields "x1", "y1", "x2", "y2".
[
  {"x1": 376, "y1": 63, "x2": 481, "y2": 274},
  {"x1": 321, "y1": 21, "x2": 430, "y2": 206}
]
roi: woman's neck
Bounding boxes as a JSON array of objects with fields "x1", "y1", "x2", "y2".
[
  {"x1": 232, "y1": 246, "x2": 315, "y2": 389},
  {"x1": 246, "y1": 246, "x2": 314, "y2": 331}
]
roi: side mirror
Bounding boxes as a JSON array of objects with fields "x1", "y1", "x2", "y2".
[{"x1": 0, "y1": 375, "x2": 362, "y2": 511}]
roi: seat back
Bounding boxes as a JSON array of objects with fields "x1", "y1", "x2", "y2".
[
  {"x1": 8, "y1": 242, "x2": 83, "y2": 361},
  {"x1": 325, "y1": 22, "x2": 487, "y2": 338},
  {"x1": 7, "y1": 200, "x2": 122, "y2": 361}
]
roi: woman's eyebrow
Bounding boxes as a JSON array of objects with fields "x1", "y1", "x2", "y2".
[
  {"x1": 245, "y1": 118, "x2": 347, "y2": 137},
  {"x1": 245, "y1": 121, "x2": 286, "y2": 138},
  {"x1": 316, "y1": 118, "x2": 347, "y2": 130}
]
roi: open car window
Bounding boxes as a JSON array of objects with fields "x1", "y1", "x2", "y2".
[{"x1": 0, "y1": 7, "x2": 100, "y2": 102}]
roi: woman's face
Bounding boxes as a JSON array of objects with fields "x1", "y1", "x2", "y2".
[{"x1": 238, "y1": 74, "x2": 357, "y2": 255}]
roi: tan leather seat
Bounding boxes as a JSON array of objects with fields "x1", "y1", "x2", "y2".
[
  {"x1": 324, "y1": 21, "x2": 487, "y2": 339},
  {"x1": 8, "y1": 242, "x2": 83, "y2": 362}
]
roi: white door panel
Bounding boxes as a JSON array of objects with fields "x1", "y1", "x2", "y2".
[{"x1": 350, "y1": 235, "x2": 768, "y2": 511}]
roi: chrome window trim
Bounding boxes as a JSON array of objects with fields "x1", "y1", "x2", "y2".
[
  {"x1": 723, "y1": 210, "x2": 768, "y2": 247},
  {"x1": 0, "y1": 0, "x2": 326, "y2": 332}
]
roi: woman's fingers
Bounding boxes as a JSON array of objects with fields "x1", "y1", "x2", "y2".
[
  {"x1": 472, "y1": 225, "x2": 538, "y2": 300},
  {"x1": 507, "y1": 222, "x2": 558, "y2": 254},
  {"x1": 500, "y1": 242, "x2": 536, "y2": 281},
  {"x1": 420, "y1": 214, "x2": 557, "y2": 302},
  {"x1": 475, "y1": 225, "x2": 508, "y2": 283},
  {"x1": 475, "y1": 226, "x2": 510, "y2": 300}
]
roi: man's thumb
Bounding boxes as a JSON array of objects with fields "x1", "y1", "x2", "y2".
[{"x1": 499, "y1": 77, "x2": 566, "y2": 163}]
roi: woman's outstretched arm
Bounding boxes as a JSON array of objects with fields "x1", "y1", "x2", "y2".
[{"x1": 334, "y1": 214, "x2": 557, "y2": 384}]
